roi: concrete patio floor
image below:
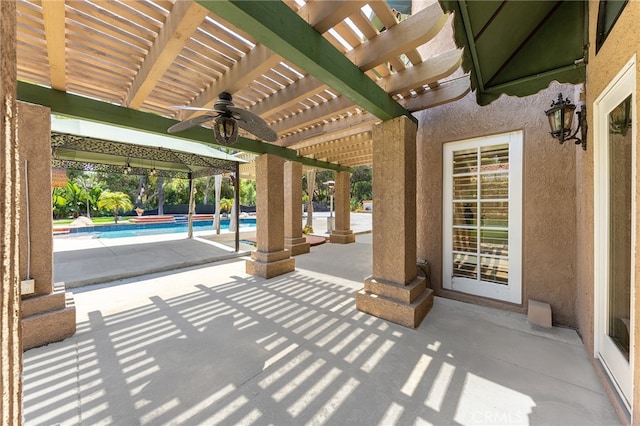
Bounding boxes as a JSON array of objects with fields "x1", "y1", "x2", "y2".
[
  {"x1": 27, "y1": 231, "x2": 620, "y2": 425},
  {"x1": 53, "y1": 212, "x2": 372, "y2": 288}
]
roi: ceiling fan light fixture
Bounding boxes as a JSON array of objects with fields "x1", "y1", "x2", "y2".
[{"x1": 214, "y1": 115, "x2": 238, "y2": 146}]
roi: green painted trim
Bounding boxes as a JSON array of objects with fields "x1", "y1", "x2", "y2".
[
  {"x1": 457, "y1": 0, "x2": 485, "y2": 92},
  {"x1": 478, "y1": 63, "x2": 586, "y2": 106},
  {"x1": 195, "y1": 0, "x2": 416, "y2": 125},
  {"x1": 17, "y1": 81, "x2": 351, "y2": 172}
]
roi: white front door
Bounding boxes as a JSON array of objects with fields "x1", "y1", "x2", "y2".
[
  {"x1": 594, "y1": 55, "x2": 636, "y2": 410},
  {"x1": 442, "y1": 131, "x2": 523, "y2": 304}
]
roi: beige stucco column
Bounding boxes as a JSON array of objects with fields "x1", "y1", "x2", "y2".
[
  {"x1": 284, "y1": 161, "x2": 310, "y2": 255},
  {"x1": 330, "y1": 170, "x2": 356, "y2": 244},
  {"x1": 246, "y1": 154, "x2": 295, "y2": 278},
  {"x1": 18, "y1": 102, "x2": 76, "y2": 351},
  {"x1": 0, "y1": 1, "x2": 22, "y2": 421},
  {"x1": 356, "y1": 116, "x2": 433, "y2": 328}
]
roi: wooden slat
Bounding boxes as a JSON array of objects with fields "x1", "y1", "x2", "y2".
[
  {"x1": 126, "y1": 0, "x2": 209, "y2": 108},
  {"x1": 199, "y1": 17, "x2": 255, "y2": 50},
  {"x1": 173, "y1": 53, "x2": 224, "y2": 80},
  {"x1": 399, "y1": 76, "x2": 471, "y2": 112},
  {"x1": 125, "y1": 0, "x2": 171, "y2": 22},
  {"x1": 323, "y1": 151, "x2": 373, "y2": 163},
  {"x1": 67, "y1": 1, "x2": 157, "y2": 41},
  {"x1": 297, "y1": 0, "x2": 367, "y2": 34},
  {"x1": 179, "y1": 44, "x2": 230, "y2": 74},
  {"x1": 298, "y1": 138, "x2": 372, "y2": 157},
  {"x1": 191, "y1": 28, "x2": 245, "y2": 63},
  {"x1": 96, "y1": 0, "x2": 163, "y2": 32},
  {"x1": 378, "y1": 49, "x2": 462, "y2": 95},
  {"x1": 368, "y1": 1, "x2": 398, "y2": 30},
  {"x1": 64, "y1": 20, "x2": 146, "y2": 56},
  {"x1": 346, "y1": 3, "x2": 447, "y2": 72},
  {"x1": 185, "y1": 43, "x2": 281, "y2": 112},
  {"x1": 332, "y1": 21, "x2": 362, "y2": 49},
  {"x1": 270, "y1": 95, "x2": 356, "y2": 135},
  {"x1": 283, "y1": 112, "x2": 376, "y2": 148},
  {"x1": 65, "y1": 7, "x2": 151, "y2": 48},
  {"x1": 42, "y1": 0, "x2": 66, "y2": 90}
]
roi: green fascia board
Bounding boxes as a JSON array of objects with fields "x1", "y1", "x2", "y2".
[
  {"x1": 440, "y1": 0, "x2": 483, "y2": 93},
  {"x1": 17, "y1": 81, "x2": 351, "y2": 172},
  {"x1": 477, "y1": 64, "x2": 586, "y2": 105},
  {"x1": 195, "y1": 0, "x2": 416, "y2": 125}
]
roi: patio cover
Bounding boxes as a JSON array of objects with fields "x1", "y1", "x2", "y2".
[
  {"x1": 51, "y1": 117, "x2": 244, "y2": 179},
  {"x1": 15, "y1": 0, "x2": 471, "y2": 171},
  {"x1": 439, "y1": 0, "x2": 588, "y2": 105}
]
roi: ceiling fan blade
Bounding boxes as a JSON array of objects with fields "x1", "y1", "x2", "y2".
[
  {"x1": 169, "y1": 106, "x2": 217, "y2": 112},
  {"x1": 228, "y1": 106, "x2": 277, "y2": 142},
  {"x1": 167, "y1": 114, "x2": 216, "y2": 134}
]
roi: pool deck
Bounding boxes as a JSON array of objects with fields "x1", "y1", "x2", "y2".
[{"x1": 54, "y1": 212, "x2": 372, "y2": 288}]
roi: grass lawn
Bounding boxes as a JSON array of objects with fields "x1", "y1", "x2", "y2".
[{"x1": 53, "y1": 217, "x2": 118, "y2": 225}]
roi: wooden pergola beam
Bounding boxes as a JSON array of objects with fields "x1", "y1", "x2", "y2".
[
  {"x1": 196, "y1": 0, "x2": 415, "y2": 123},
  {"x1": 185, "y1": 0, "x2": 362, "y2": 119},
  {"x1": 346, "y1": 2, "x2": 447, "y2": 71},
  {"x1": 399, "y1": 76, "x2": 471, "y2": 112},
  {"x1": 125, "y1": 0, "x2": 209, "y2": 109},
  {"x1": 249, "y1": 4, "x2": 448, "y2": 121},
  {"x1": 379, "y1": 49, "x2": 463, "y2": 95},
  {"x1": 42, "y1": 0, "x2": 66, "y2": 91}
]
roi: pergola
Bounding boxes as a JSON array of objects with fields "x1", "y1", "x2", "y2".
[
  {"x1": 15, "y1": 0, "x2": 469, "y2": 167},
  {"x1": 49, "y1": 116, "x2": 246, "y2": 246},
  {"x1": 51, "y1": 117, "x2": 242, "y2": 179}
]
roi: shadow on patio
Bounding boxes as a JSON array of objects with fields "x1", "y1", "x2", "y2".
[{"x1": 25, "y1": 234, "x2": 618, "y2": 425}]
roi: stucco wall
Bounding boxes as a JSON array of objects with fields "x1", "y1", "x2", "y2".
[
  {"x1": 17, "y1": 101, "x2": 53, "y2": 296},
  {"x1": 416, "y1": 83, "x2": 579, "y2": 327},
  {"x1": 584, "y1": 0, "x2": 640, "y2": 420}
]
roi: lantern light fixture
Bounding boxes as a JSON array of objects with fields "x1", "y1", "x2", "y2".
[
  {"x1": 213, "y1": 115, "x2": 238, "y2": 146},
  {"x1": 545, "y1": 93, "x2": 587, "y2": 151}
]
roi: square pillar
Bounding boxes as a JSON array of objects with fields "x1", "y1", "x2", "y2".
[
  {"x1": 19, "y1": 102, "x2": 76, "y2": 351},
  {"x1": 330, "y1": 170, "x2": 355, "y2": 244},
  {"x1": 356, "y1": 116, "x2": 433, "y2": 328},
  {"x1": 1, "y1": 2, "x2": 22, "y2": 421},
  {"x1": 246, "y1": 154, "x2": 295, "y2": 278},
  {"x1": 284, "y1": 161, "x2": 310, "y2": 255}
]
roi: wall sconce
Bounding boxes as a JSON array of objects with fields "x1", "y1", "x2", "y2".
[{"x1": 545, "y1": 93, "x2": 587, "y2": 151}]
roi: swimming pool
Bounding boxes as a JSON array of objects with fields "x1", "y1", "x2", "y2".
[{"x1": 60, "y1": 218, "x2": 256, "y2": 239}]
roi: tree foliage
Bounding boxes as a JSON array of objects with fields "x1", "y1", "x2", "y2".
[
  {"x1": 240, "y1": 179, "x2": 256, "y2": 206},
  {"x1": 97, "y1": 190, "x2": 133, "y2": 223}
]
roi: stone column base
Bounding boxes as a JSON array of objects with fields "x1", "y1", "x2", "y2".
[
  {"x1": 284, "y1": 236, "x2": 310, "y2": 256},
  {"x1": 246, "y1": 249, "x2": 295, "y2": 278},
  {"x1": 330, "y1": 229, "x2": 356, "y2": 244},
  {"x1": 21, "y1": 282, "x2": 76, "y2": 351},
  {"x1": 356, "y1": 275, "x2": 433, "y2": 328}
]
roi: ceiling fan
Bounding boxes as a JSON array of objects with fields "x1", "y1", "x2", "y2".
[{"x1": 168, "y1": 92, "x2": 277, "y2": 146}]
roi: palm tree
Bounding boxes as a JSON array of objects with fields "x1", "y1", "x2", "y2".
[
  {"x1": 97, "y1": 191, "x2": 133, "y2": 223},
  {"x1": 219, "y1": 198, "x2": 233, "y2": 217}
]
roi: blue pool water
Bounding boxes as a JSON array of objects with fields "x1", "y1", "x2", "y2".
[{"x1": 62, "y1": 218, "x2": 256, "y2": 239}]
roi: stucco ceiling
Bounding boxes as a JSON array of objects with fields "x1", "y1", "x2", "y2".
[{"x1": 15, "y1": 0, "x2": 470, "y2": 172}]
